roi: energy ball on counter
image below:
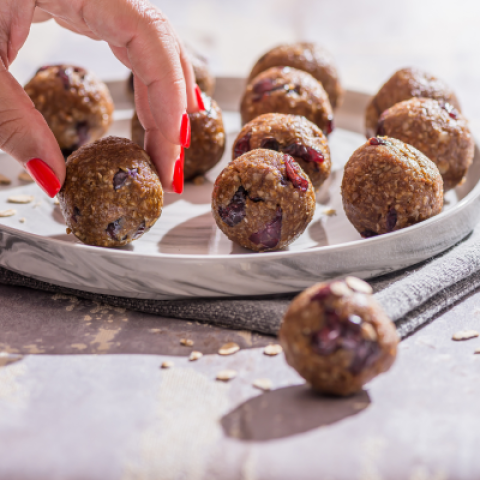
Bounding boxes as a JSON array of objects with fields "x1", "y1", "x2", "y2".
[
  {"x1": 127, "y1": 48, "x2": 215, "y2": 97},
  {"x1": 232, "y1": 113, "x2": 331, "y2": 191},
  {"x1": 131, "y1": 93, "x2": 225, "y2": 181},
  {"x1": 241, "y1": 67, "x2": 334, "y2": 136},
  {"x1": 279, "y1": 278, "x2": 399, "y2": 396},
  {"x1": 58, "y1": 136, "x2": 163, "y2": 247},
  {"x1": 377, "y1": 98, "x2": 474, "y2": 191},
  {"x1": 365, "y1": 67, "x2": 461, "y2": 138},
  {"x1": 248, "y1": 42, "x2": 343, "y2": 109},
  {"x1": 212, "y1": 149, "x2": 315, "y2": 252},
  {"x1": 341, "y1": 137, "x2": 443, "y2": 238},
  {"x1": 25, "y1": 65, "x2": 114, "y2": 156}
]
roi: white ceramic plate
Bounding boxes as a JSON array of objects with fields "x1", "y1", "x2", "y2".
[{"x1": 0, "y1": 79, "x2": 479, "y2": 299}]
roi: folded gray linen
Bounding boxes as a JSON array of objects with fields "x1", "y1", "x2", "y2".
[{"x1": 0, "y1": 229, "x2": 478, "y2": 339}]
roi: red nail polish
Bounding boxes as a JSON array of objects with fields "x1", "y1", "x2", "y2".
[
  {"x1": 180, "y1": 112, "x2": 191, "y2": 148},
  {"x1": 172, "y1": 149, "x2": 184, "y2": 194},
  {"x1": 25, "y1": 158, "x2": 61, "y2": 198},
  {"x1": 195, "y1": 85, "x2": 206, "y2": 111}
]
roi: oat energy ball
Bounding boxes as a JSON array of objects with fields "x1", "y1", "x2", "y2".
[
  {"x1": 25, "y1": 65, "x2": 114, "y2": 156},
  {"x1": 248, "y1": 42, "x2": 343, "y2": 109},
  {"x1": 131, "y1": 93, "x2": 225, "y2": 180},
  {"x1": 342, "y1": 137, "x2": 443, "y2": 237},
  {"x1": 279, "y1": 278, "x2": 399, "y2": 396},
  {"x1": 212, "y1": 149, "x2": 315, "y2": 252},
  {"x1": 241, "y1": 67, "x2": 334, "y2": 136},
  {"x1": 377, "y1": 98, "x2": 474, "y2": 191},
  {"x1": 58, "y1": 136, "x2": 163, "y2": 247},
  {"x1": 365, "y1": 67, "x2": 460, "y2": 138},
  {"x1": 233, "y1": 113, "x2": 331, "y2": 191}
]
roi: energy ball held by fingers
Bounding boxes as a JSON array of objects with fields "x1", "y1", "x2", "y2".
[
  {"x1": 248, "y1": 42, "x2": 343, "y2": 109},
  {"x1": 241, "y1": 67, "x2": 334, "y2": 136},
  {"x1": 377, "y1": 98, "x2": 474, "y2": 191},
  {"x1": 58, "y1": 137, "x2": 163, "y2": 247},
  {"x1": 132, "y1": 93, "x2": 225, "y2": 181},
  {"x1": 279, "y1": 278, "x2": 399, "y2": 396},
  {"x1": 233, "y1": 113, "x2": 331, "y2": 191},
  {"x1": 365, "y1": 67, "x2": 460, "y2": 138},
  {"x1": 341, "y1": 137, "x2": 443, "y2": 238},
  {"x1": 25, "y1": 65, "x2": 114, "y2": 157},
  {"x1": 212, "y1": 149, "x2": 315, "y2": 252}
]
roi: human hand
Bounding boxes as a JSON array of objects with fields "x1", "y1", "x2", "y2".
[{"x1": 0, "y1": 0, "x2": 200, "y2": 196}]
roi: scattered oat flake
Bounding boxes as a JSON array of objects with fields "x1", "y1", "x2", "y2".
[
  {"x1": 264, "y1": 344, "x2": 283, "y2": 356},
  {"x1": 452, "y1": 330, "x2": 480, "y2": 341},
  {"x1": 189, "y1": 351, "x2": 203, "y2": 361},
  {"x1": 8, "y1": 195, "x2": 34, "y2": 204},
  {"x1": 474, "y1": 348, "x2": 480, "y2": 355},
  {"x1": 193, "y1": 175, "x2": 205, "y2": 186},
  {"x1": 330, "y1": 281, "x2": 352, "y2": 296},
  {"x1": 0, "y1": 174, "x2": 11, "y2": 185},
  {"x1": 216, "y1": 370, "x2": 237, "y2": 381},
  {"x1": 323, "y1": 207, "x2": 336, "y2": 216},
  {"x1": 218, "y1": 342, "x2": 240, "y2": 355},
  {"x1": 161, "y1": 361, "x2": 174, "y2": 369},
  {"x1": 19, "y1": 217, "x2": 26, "y2": 223},
  {"x1": 345, "y1": 276, "x2": 373, "y2": 294},
  {"x1": 180, "y1": 338, "x2": 194, "y2": 347},
  {"x1": 0, "y1": 209, "x2": 16, "y2": 217},
  {"x1": 253, "y1": 378, "x2": 272, "y2": 391},
  {"x1": 18, "y1": 171, "x2": 33, "y2": 182},
  {"x1": 54, "y1": 197, "x2": 60, "y2": 205}
]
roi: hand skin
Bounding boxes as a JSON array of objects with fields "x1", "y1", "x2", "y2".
[{"x1": 0, "y1": 0, "x2": 199, "y2": 195}]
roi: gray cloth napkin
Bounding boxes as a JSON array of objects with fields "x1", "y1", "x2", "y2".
[{"x1": 1, "y1": 228, "x2": 479, "y2": 339}]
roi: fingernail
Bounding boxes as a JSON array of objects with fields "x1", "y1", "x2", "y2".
[
  {"x1": 25, "y1": 158, "x2": 61, "y2": 198},
  {"x1": 195, "y1": 85, "x2": 206, "y2": 111},
  {"x1": 172, "y1": 148, "x2": 184, "y2": 194},
  {"x1": 180, "y1": 112, "x2": 191, "y2": 148}
]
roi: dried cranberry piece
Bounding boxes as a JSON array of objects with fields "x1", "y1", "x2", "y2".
[
  {"x1": 133, "y1": 221, "x2": 146, "y2": 240},
  {"x1": 284, "y1": 156, "x2": 309, "y2": 192},
  {"x1": 440, "y1": 101, "x2": 459, "y2": 120},
  {"x1": 218, "y1": 186, "x2": 247, "y2": 227},
  {"x1": 57, "y1": 67, "x2": 71, "y2": 90},
  {"x1": 350, "y1": 341, "x2": 381, "y2": 375},
  {"x1": 249, "y1": 207, "x2": 282, "y2": 249},
  {"x1": 369, "y1": 137, "x2": 388, "y2": 146},
  {"x1": 76, "y1": 122, "x2": 90, "y2": 146},
  {"x1": 252, "y1": 78, "x2": 278, "y2": 101},
  {"x1": 260, "y1": 137, "x2": 280, "y2": 151},
  {"x1": 386, "y1": 207, "x2": 397, "y2": 232},
  {"x1": 361, "y1": 229, "x2": 379, "y2": 238},
  {"x1": 311, "y1": 285, "x2": 332, "y2": 302},
  {"x1": 113, "y1": 168, "x2": 138, "y2": 191},
  {"x1": 282, "y1": 143, "x2": 324, "y2": 164},
  {"x1": 71, "y1": 207, "x2": 81, "y2": 223},
  {"x1": 233, "y1": 132, "x2": 252, "y2": 159},
  {"x1": 106, "y1": 218, "x2": 124, "y2": 241}
]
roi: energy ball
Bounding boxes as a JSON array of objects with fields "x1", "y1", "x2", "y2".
[
  {"x1": 131, "y1": 93, "x2": 225, "y2": 181},
  {"x1": 377, "y1": 98, "x2": 474, "y2": 191},
  {"x1": 279, "y1": 278, "x2": 399, "y2": 396},
  {"x1": 341, "y1": 137, "x2": 443, "y2": 238},
  {"x1": 212, "y1": 149, "x2": 315, "y2": 252},
  {"x1": 127, "y1": 48, "x2": 215, "y2": 97},
  {"x1": 248, "y1": 42, "x2": 343, "y2": 109},
  {"x1": 58, "y1": 136, "x2": 163, "y2": 247},
  {"x1": 25, "y1": 65, "x2": 114, "y2": 156},
  {"x1": 241, "y1": 67, "x2": 334, "y2": 136},
  {"x1": 233, "y1": 113, "x2": 331, "y2": 191},
  {"x1": 365, "y1": 67, "x2": 460, "y2": 138}
]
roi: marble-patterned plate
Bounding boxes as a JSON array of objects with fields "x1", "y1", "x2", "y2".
[{"x1": 0, "y1": 79, "x2": 479, "y2": 300}]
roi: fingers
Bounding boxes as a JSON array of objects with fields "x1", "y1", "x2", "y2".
[
  {"x1": 133, "y1": 76, "x2": 182, "y2": 193},
  {"x1": 176, "y1": 39, "x2": 198, "y2": 113},
  {"x1": 0, "y1": 66, "x2": 64, "y2": 196},
  {"x1": 32, "y1": 7, "x2": 53, "y2": 23}
]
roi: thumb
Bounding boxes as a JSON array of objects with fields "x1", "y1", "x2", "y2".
[{"x1": 0, "y1": 67, "x2": 64, "y2": 197}]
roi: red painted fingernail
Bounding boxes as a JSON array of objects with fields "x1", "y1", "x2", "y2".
[
  {"x1": 180, "y1": 112, "x2": 191, "y2": 148},
  {"x1": 25, "y1": 158, "x2": 61, "y2": 198},
  {"x1": 172, "y1": 149, "x2": 184, "y2": 194},
  {"x1": 195, "y1": 85, "x2": 206, "y2": 111}
]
